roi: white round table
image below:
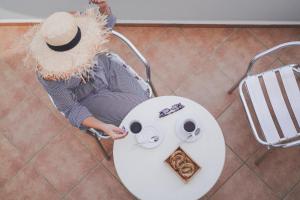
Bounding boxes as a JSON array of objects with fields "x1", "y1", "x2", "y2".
[{"x1": 113, "y1": 96, "x2": 225, "y2": 200}]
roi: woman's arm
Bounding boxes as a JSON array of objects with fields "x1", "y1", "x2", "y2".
[
  {"x1": 90, "y1": 0, "x2": 116, "y2": 28},
  {"x1": 82, "y1": 117, "x2": 127, "y2": 139},
  {"x1": 90, "y1": 0, "x2": 111, "y2": 15},
  {"x1": 38, "y1": 76, "x2": 126, "y2": 139}
]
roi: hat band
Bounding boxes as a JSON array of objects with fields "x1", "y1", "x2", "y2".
[{"x1": 46, "y1": 27, "x2": 81, "y2": 52}]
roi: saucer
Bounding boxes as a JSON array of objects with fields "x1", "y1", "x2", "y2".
[{"x1": 135, "y1": 126, "x2": 164, "y2": 149}]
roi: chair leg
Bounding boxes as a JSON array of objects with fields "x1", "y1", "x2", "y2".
[
  {"x1": 254, "y1": 147, "x2": 273, "y2": 166},
  {"x1": 94, "y1": 137, "x2": 111, "y2": 161},
  {"x1": 85, "y1": 130, "x2": 111, "y2": 160},
  {"x1": 149, "y1": 81, "x2": 158, "y2": 97},
  {"x1": 228, "y1": 75, "x2": 246, "y2": 94}
]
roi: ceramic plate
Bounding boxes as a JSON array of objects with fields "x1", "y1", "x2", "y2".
[{"x1": 135, "y1": 126, "x2": 164, "y2": 149}]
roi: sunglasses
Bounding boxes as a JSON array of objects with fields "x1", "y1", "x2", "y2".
[{"x1": 159, "y1": 103, "x2": 185, "y2": 118}]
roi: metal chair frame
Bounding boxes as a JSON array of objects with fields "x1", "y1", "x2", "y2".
[
  {"x1": 48, "y1": 30, "x2": 157, "y2": 160},
  {"x1": 228, "y1": 41, "x2": 300, "y2": 164}
]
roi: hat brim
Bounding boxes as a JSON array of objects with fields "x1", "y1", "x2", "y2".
[{"x1": 29, "y1": 8, "x2": 110, "y2": 80}]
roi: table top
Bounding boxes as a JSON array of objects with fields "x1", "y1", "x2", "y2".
[{"x1": 113, "y1": 96, "x2": 225, "y2": 200}]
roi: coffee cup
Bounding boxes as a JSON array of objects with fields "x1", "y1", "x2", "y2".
[
  {"x1": 183, "y1": 120, "x2": 196, "y2": 133},
  {"x1": 130, "y1": 121, "x2": 142, "y2": 134}
]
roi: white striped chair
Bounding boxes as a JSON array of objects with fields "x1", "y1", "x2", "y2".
[
  {"x1": 49, "y1": 30, "x2": 157, "y2": 160},
  {"x1": 228, "y1": 41, "x2": 300, "y2": 164}
]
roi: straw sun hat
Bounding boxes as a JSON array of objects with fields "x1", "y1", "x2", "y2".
[{"x1": 23, "y1": 8, "x2": 110, "y2": 80}]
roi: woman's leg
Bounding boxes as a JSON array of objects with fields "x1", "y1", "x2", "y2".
[
  {"x1": 100, "y1": 53, "x2": 149, "y2": 98},
  {"x1": 86, "y1": 53, "x2": 150, "y2": 125}
]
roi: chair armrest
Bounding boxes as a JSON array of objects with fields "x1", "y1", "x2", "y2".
[
  {"x1": 88, "y1": 128, "x2": 111, "y2": 139},
  {"x1": 283, "y1": 140, "x2": 300, "y2": 148},
  {"x1": 246, "y1": 41, "x2": 300, "y2": 76},
  {"x1": 111, "y1": 30, "x2": 152, "y2": 83}
]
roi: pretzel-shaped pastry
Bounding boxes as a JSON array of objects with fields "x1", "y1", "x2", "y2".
[
  {"x1": 169, "y1": 150, "x2": 196, "y2": 178},
  {"x1": 169, "y1": 150, "x2": 185, "y2": 169},
  {"x1": 179, "y1": 162, "x2": 195, "y2": 178}
]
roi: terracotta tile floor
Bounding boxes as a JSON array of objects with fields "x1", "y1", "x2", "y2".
[{"x1": 0, "y1": 24, "x2": 299, "y2": 200}]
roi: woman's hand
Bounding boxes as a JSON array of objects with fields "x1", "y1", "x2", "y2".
[
  {"x1": 82, "y1": 117, "x2": 127, "y2": 140},
  {"x1": 89, "y1": 0, "x2": 111, "y2": 15},
  {"x1": 102, "y1": 123, "x2": 128, "y2": 140}
]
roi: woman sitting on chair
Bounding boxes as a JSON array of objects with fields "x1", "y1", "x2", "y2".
[{"x1": 23, "y1": 0, "x2": 149, "y2": 139}]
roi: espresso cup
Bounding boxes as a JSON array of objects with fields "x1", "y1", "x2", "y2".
[
  {"x1": 130, "y1": 121, "x2": 142, "y2": 134},
  {"x1": 183, "y1": 120, "x2": 196, "y2": 132}
]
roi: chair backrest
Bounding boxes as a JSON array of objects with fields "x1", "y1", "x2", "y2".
[
  {"x1": 108, "y1": 53, "x2": 152, "y2": 97},
  {"x1": 243, "y1": 65, "x2": 300, "y2": 145}
]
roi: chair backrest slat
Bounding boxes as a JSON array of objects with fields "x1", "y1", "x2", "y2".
[
  {"x1": 246, "y1": 76, "x2": 280, "y2": 143},
  {"x1": 263, "y1": 71, "x2": 297, "y2": 138},
  {"x1": 280, "y1": 67, "x2": 300, "y2": 127}
]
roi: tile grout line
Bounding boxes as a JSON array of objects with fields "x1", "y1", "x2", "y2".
[
  {"x1": 115, "y1": 28, "x2": 174, "y2": 96},
  {"x1": 103, "y1": 161, "x2": 137, "y2": 200},
  {"x1": 216, "y1": 28, "x2": 278, "y2": 82},
  {"x1": 61, "y1": 159, "x2": 134, "y2": 200},
  {"x1": 101, "y1": 158, "x2": 121, "y2": 181},
  {"x1": 0, "y1": 89, "x2": 31, "y2": 125},
  {"x1": 207, "y1": 141, "x2": 280, "y2": 199},
  {"x1": 244, "y1": 161, "x2": 282, "y2": 199},
  {"x1": 71, "y1": 130, "x2": 108, "y2": 164},
  {"x1": 206, "y1": 162, "x2": 245, "y2": 199},
  {"x1": 206, "y1": 28, "x2": 239, "y2": 74},
  {"x1": 155, "y1": 27, "x2": 237, "y2": 93},
  {"x1": 277, "y1": 57, "x2": 288, "y2": 66},
  {"x1": 28, "y1": 88, "x2": 67, "y2": 123},
  {"x1": 205, "y1": 28, "x2": 239, "y2": 65},
  {"x1": 178, "y1": 27, "x2": 239, "y2": 120},
  {"x1": 147, "y1": 27, "x2": 197, "y2": 94},
  {"x1": 31, "y1": 131, "x2": 113, "y2": 199},
  {"x1": 246, "y1": 28, "x2": 270, "y2": 49},
  {"x1": 0, "y1": 125, "x2": 68, "y2": 191},
  {"x1": 0, "y1": 70, "x2": 69, "y2": 190},
  {"x1": 14, "y1": 67, "x2": 69, "y2": 125},
  {"x1": 217, "y1": 65, "x2": 237, "y2": 84},
  {"x1": 242, "y1": 146, "x2": 263, "y2": 164},
  {"x1": 34, "y1": 167, "x2": 62, "y2": 198},
  {"x1": 0, "y1": 129, "x2": 23, "y2": 155},
  {"x1": 23, "y1": 126, "x2": 68, "y2": 161},
  {"x1": 186, "y1": 28, "x2": 240, "y2": 97},
  {"x1": 215, "y1": 97, "x2": 236, "y2": 119},
  {"x1": 281, "y1": 178, "x2": 300, "y2": 200},
  {"x1": 190, "y1": 28, "x2": 239, "y2": 75},
  {"x1": 37, "y1": 131, "x2": 107, "y2": 198},
  {"x1": 104, "y1": 162, "x2": 138, "y2": 200},
  {"x1": 225, "y1": 143, "x2": 245, "y2": 164},
  {"x1": 224, "y1": 136, "x2": 261, "y2": 165},
  {"x1": 10, "y1": 74, "x2": 108, "y2": 197},
  {"x1": 172, "y1": 28, "x2": 247, "y2": 198},
  {"x1": 213, "y1": 142, "x2": 278, "y2": 198},
  {"x1": 142, "y1": 28, "x2": 181, "y2": 93},
  {"x1": 246, "y1": 28, "x2": 281, "y2": 64},
  {"x1": 1, "y1": 89, "x2": 65, "y2": 155},
  {"x1": 61, "y1": 162, "x2": 102, "y2": 200},
  {"x1": 205, "y1": 143, "x2": 244, "y2": 199},
  {"x1": 172, "y1": 72, "x2": 193, "y2": 94},
  {"x1": 222, "y1": 130, "x2": 280, "y2": 198},
  {"x1": 152, "y1": 70, "x2": 175, "y2": 94},
  {"x1": 117, "y1": 26, "x2": 168, "y2": 69}
]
